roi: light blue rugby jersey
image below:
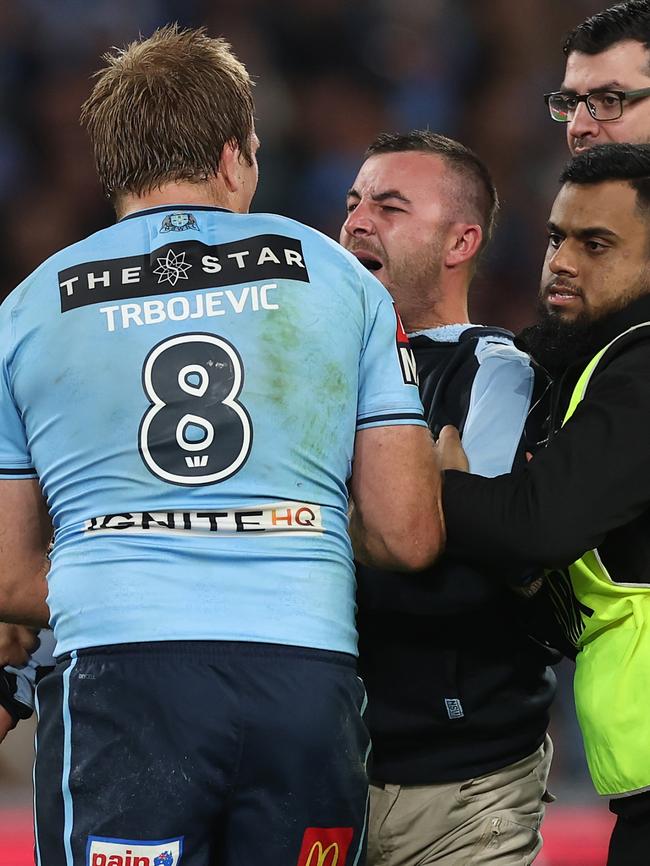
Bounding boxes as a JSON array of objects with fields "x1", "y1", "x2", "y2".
[{"x1": 0, "y1": 206, "x2": 425, "y2": 656}]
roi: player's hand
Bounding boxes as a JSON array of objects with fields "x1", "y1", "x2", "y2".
[
  {"x1": 436, "y1": 425, "x2": 470, "y2": 473},
  {"x1": 0, "y1": 704, "x2": 15, "y2": 742},
  {"x1": 0, "y1": 623, "x2": 39, "y2": 667}
]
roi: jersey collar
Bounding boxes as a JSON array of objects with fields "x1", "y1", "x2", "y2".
[
  {"x1": 118, "y1": 205, "x2": 234, "y2": 222},
  {"x1": 408, "y1": 324, "x2": 477, "y2": 343}
]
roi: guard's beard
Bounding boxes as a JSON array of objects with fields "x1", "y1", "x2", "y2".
[
  {"x1": 520, "y1": 306, "x2": 596, "y2": 375},
  {"x1": 522, "y1": 265, "x2": 650, "y2": 373}
]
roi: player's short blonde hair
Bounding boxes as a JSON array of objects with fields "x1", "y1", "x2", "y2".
[{"x1": 80, "y1": 25, "x2": 255, "y2": 202}]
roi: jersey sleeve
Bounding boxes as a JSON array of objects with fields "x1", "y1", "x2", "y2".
[
  {"x1": 0, "y1": 307, "x2": 37, "y2": 478},
  {"x1": 462, "y1": 336, "x2": 535, "y2": 476},
  {"x1": 356, "y1": 275, "x2": 426, "y2": 430}
]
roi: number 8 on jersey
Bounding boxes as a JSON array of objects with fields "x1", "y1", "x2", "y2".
[{"x1": 138, "y1": 332, "x2": 253, "y2": 485}]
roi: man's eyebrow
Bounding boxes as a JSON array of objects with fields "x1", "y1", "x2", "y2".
[
  {"x1": 345, "y1": 188, "x2": 411, "y2": 204},
  {"x1": 372, "y1": 190, "x2": 411, "y2": 204},
  {"x1": 547, "y1": 220, "x2": 618, "y2": 239},
  {"x1": 560, "y1": 81, "x2": 622, "y2": 94},
  {"x1": 575, "y1": 225, "x2": 619, "y2": 240}
]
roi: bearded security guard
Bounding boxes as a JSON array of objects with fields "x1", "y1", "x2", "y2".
[{"x1": 440, "y1": 142, "x2": 650, "y2": 866}]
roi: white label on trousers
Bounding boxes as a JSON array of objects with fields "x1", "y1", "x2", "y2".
[{"x1": 444, "y1": 698, "x2": 464, "y2": 720}]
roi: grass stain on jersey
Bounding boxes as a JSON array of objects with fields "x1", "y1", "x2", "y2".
[
  {"x1": 257, "y1": 293, "x2": 302, "y2": 412},
  {"x1": 256, "y1": 291, "x2": 353, "y2": 466},
  {"x1": 299, "y1": 360, "x2": 352, "y2": 460}
]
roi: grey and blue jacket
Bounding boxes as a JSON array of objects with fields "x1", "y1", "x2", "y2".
[{"x1": 357, "y1": 324, "x2": 557, "y2": 784}]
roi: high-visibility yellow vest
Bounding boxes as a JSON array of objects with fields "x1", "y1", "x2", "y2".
[{"x1": 562, "y1": 326, "x2": 650, "y2": 796}]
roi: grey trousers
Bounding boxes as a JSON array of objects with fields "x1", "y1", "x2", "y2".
[{"x1": 367, "y1": 734, "x2": 554, "y2": 865}]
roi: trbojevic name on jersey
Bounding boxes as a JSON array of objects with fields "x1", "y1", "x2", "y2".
[{"x1": 0, "y1": 206, "x2": 425, "y2": 656}]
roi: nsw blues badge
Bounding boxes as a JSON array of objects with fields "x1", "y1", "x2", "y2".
[{"x1": 160, "y1": 213, "x2": 199, "y2": 232}]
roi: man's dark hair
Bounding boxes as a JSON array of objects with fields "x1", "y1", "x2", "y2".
[
  {"x1": 560, "y1": 143, "x2": 650, "y2": 218},
  {"x1": 364, "y1": 130, "x2": 499, "y2": 252},
  {"x1": 564, "y1": 0, "x2": 650, "y2": 59}
]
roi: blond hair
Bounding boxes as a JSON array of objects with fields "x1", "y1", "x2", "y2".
[{"x1": 81, "y1": 25, "x2": 254, "y2": 202}]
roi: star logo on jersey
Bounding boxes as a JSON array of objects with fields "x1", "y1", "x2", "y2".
[{"x1": 153, "y1": 249, "x2": 192, "y2": 286}]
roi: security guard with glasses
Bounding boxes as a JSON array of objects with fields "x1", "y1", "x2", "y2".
[{"x1": 545, "y1": 0, "x2": 650, "y2": 156}]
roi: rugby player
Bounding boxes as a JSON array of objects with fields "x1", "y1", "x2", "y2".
[{"x1": 0, "y1": 26, "x2": 443, "y2": 865}]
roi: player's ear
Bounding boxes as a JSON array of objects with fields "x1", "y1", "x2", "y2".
[
  {"x1": 445, "y1": 224, "x2": 482, "y2": 268},
  {"x1": 218, "y1": 140, "x2": 242, "y2": 193}
]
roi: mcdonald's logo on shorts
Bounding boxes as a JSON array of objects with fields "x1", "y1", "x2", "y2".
[{"x1": 296, "y1": 827, "x2": 354, "y2": 866}]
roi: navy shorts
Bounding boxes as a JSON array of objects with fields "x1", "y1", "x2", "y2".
[{"x1": 34, "y1": 641, "x2": 370, "y2": 866}]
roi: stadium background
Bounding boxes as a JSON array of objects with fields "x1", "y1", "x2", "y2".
[{"x1": 0, "y1": 0, "x2": 617, "y2": 862}]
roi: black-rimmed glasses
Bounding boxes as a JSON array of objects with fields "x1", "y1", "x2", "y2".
[{"x1": 544, "y1": 87, "x2": 650, "y2": 122}]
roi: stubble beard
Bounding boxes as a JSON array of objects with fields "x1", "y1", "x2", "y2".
[{"x1": 384, "y1": 243, "x2": 446, "y2": 327}]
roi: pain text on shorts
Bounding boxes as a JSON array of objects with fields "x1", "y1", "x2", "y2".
[{"x1": 86, "y1": 836, "x2": 183, "y2": 866}]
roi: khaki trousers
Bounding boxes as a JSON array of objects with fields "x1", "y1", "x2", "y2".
[{"x1": 367, "y1": 735, "x2": 553, "y2": 865}]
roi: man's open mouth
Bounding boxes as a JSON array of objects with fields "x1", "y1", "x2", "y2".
[{"x1": 350, "y1": 250, "x2": 383, "y2": 271}]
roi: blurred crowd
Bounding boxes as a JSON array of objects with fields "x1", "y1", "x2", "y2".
[
  {"x1": 0, "y1": 0, "x2": 610, "y2": 805},
  {"x1": 0, "y1": 0, "x2": 607, "y2": 329}
]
